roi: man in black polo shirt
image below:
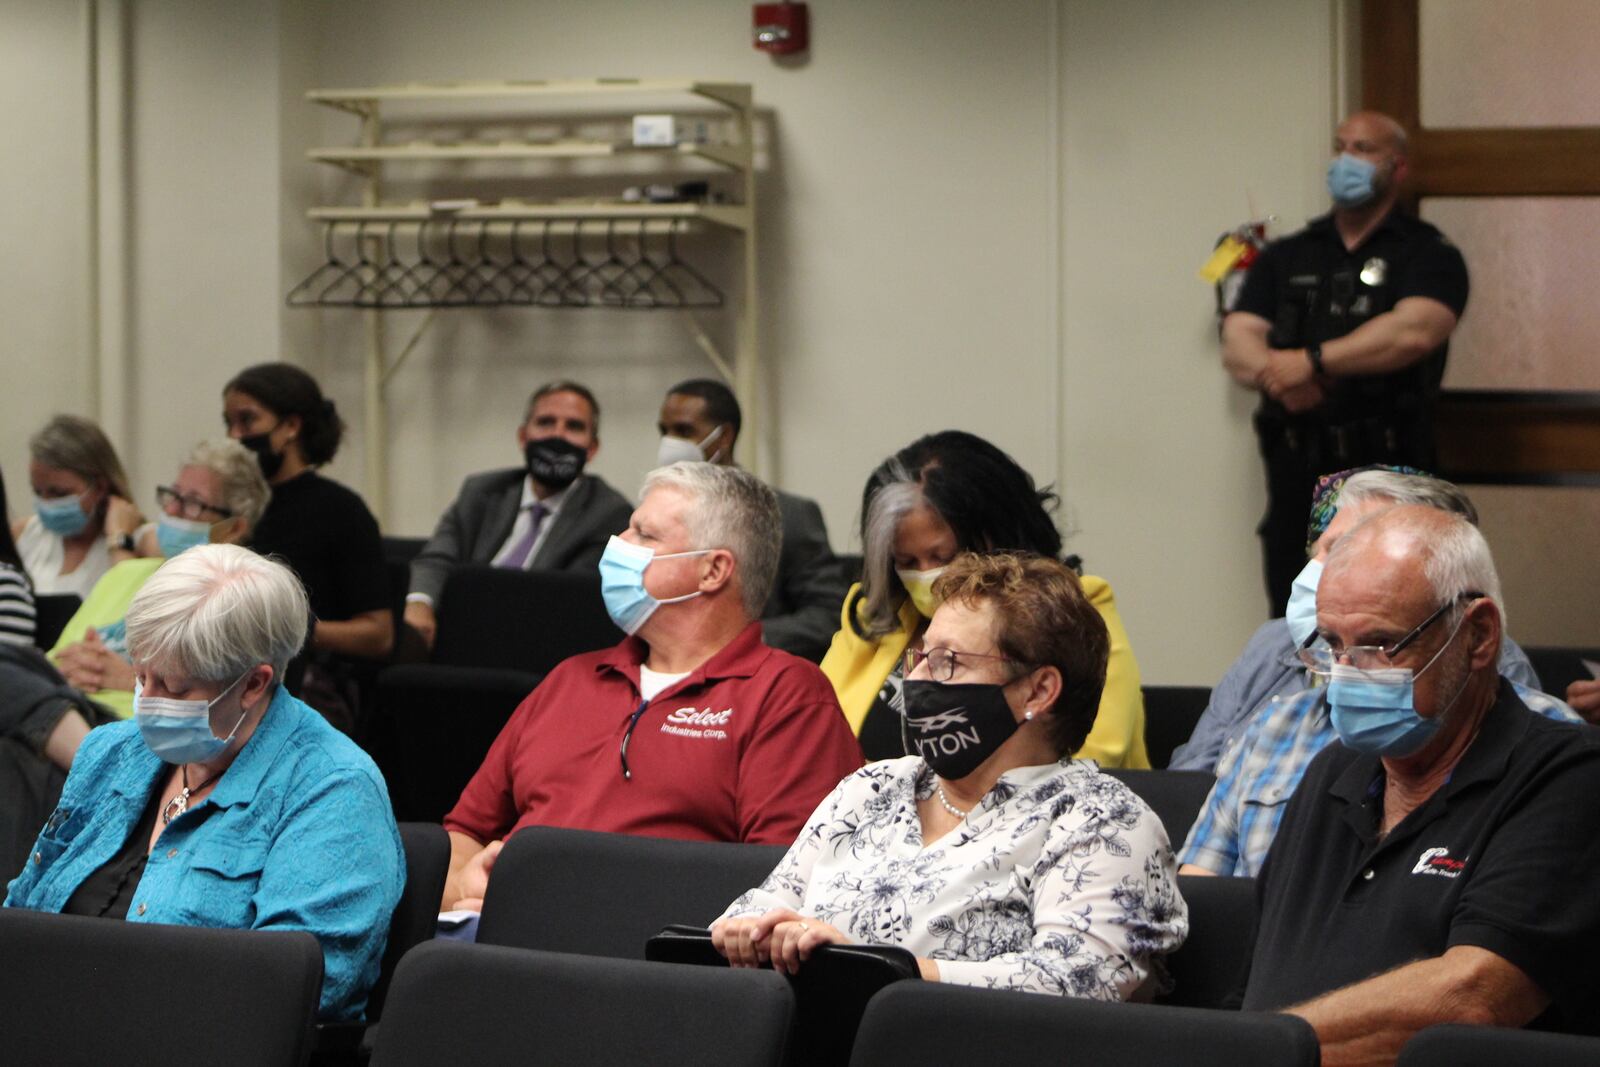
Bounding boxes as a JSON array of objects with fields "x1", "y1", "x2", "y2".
[
  {"x1": 1222, "y1": 111, "x2": 1469, "y2": 615},
  {"x1": 1244, "y1": 506, "x2": 1600, "y2": 1059}
]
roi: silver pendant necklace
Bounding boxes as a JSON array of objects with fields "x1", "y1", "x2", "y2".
[{"x1": 162, "y1": 766, "x2": 221, "y2": 826}]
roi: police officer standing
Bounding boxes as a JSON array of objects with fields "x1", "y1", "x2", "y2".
[{"x1": 1222, "y1": 110, "x2": 1469, "y2": 615}]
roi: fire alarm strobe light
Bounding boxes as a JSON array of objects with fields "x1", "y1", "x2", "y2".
[{"x1": 753, "y1": 2, "x2": 808, "y2": 55}]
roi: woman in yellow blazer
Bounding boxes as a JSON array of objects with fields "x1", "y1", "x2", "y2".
[{"x1": 821, "y1": 431, "x2": 1149, "y2": 768}]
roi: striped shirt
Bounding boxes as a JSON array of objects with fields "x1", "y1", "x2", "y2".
[
  {"x1": 0, "y1": 562, "x2": 36, "y2": 646},
  {"x1": 1179, "y1": 678, "x2": 1580, "y2": 877}
]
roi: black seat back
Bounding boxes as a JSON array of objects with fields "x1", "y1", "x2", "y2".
[
  {"x1": 476, "y1": 826, "x2": 785, "y2": 957},
  {"x1": 432, "y1": 566, "x2": 620, "y2": 671},
  {"x1": 366, "y1": 822, "x2": 451, "y2": 1019},
  {"x1": 0, "y1": 908, "x2": 322, "y2": 1066},
  {"x1": 1104, "y1": 768, "x2": 1216, "y2": 847},
  {"x1": 370, "y1": 942, "x2": 793, "y2": 1067},
  {"x1": 1399, "y1": 1023, "x2": 1600, "y2": 1067},
  {"x1": 1141, "y1": 684, "x2": 1213, "y2": 768},
  {"x1": 648, "y1": 926, "x2": 919, "y2": 1067},
  {"x1": 1160, "y1": 874, "x2": 1258, "y2": 1009},
  {"x1": 370, "y1": 665, "x2": 542, "y2": 823},
  {"x1": 32, "y1": 593, "x2": 81, "y2": 651},
  {"x1": 849, "y1": 980, "x2": 1318, "y2": 1067}
]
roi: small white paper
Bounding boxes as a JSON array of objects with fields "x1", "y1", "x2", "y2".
[
  {"x1": 437, "y1": 909, "x2": 478, "y2": 927},
  {"x1": 1581, "y1": 658, "x2": 1600, "y2": 680},
  {"x1": 632, "y1": 114, "x2": 676, "y2": 147}
]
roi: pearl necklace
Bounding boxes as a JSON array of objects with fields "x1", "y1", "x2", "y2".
[{"x1": 934, "y1": 784, "x2": 970, "y2": 819}]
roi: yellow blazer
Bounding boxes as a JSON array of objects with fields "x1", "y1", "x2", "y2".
[{"x1": 820, "y1": 576, "x2": 1150, "y2": 769}]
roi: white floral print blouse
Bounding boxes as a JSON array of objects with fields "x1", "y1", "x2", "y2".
[{"x1": 719, "y1": 755, "x2": 1188, "y2": 999}]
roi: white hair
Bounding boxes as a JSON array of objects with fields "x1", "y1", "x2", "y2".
[
  {"x1": 639, "y1": 462, "x2": 781, "y2": 618},
  {"x1": 125, "y1": 543, "x2": 309, "y2": 683},
  {"x1": 859, "y1": 474, "x2": 922, "y2": 636},
  {"x1": 1339, "y1": 470, "x2": 1478, "y2": 525},
  {"x1": 184, "y1": 438, "x2": 272, "y2": 531},
  {"x1": 1330, "y1": 507, "x2": 1506, "y2": 629}
]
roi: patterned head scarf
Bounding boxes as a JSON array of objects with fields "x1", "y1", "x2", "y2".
[{"x1": 1304, "y1": 464, "x2": 1429, "y2": 551}]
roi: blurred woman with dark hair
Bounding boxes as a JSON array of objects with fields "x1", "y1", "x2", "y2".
[
  {"x1": 221, "y1": 363, "x2": 392, "y2": 670},
  {"x1": 0, "y1": 465, "x2": 38, "y2": 645},
  {"x1": 821, "y1": 431, "x2": 1148, "y2": 767}
]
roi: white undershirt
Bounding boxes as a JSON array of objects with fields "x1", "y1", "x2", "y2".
[{"x1": 638, "y1": 665, "x2": 692, "y2": 702}]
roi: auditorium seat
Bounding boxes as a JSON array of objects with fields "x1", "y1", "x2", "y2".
[
  {"x1": 368, "y1": 568, "x2": 621, "y2": 821},
  {"x1": 0, "y1": 908, "x2": 322, "y2": 1067},
  {"x1": 32, "y1": 593, "x2": 81, "y2": 651},
  {"x1": 1524, "y1": 645, "x2": 1600, "y2": 702},
  {"x1": 1104, "y1": 768, "x2": 1216, "y2": 846},
  {"x1": 1160, "y1": 874, "x2": 1257, "y2": 1009},
  {"x1": 368, "y1": 942, "x2": 793, "y2": 1067},
  {"x1": 475, "y1": 826, "x2": 785, "y2": 957},
  {"x1": 849, "y1": 980, "x2": 1318, "y2": 1067},
  {"x1": 312, "y1": 822, "x2": 453, "y2": 1064},
  {"x1": 1399, "y1": 1023, "x2": 1600, "y2": 1066},
  {"x1": 1141, "y1": 685, "x2": 1213, "y2": 768}
]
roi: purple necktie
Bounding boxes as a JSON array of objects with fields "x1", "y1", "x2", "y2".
[{"x1": 498, "y1": 503, "x2": 548, "y2": 570}]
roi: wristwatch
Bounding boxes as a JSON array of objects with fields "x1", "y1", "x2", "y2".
[
  {"x1": 1306, "y1": 342, "x2": 1326, "y2": 376},
  {"x1": 112, "y1": 532, "x2": 137, "y2": 553}
]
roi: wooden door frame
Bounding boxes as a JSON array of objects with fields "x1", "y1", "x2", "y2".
[{"x1": 1361, "y1": 0, "x2": 1600, "y2": 486}]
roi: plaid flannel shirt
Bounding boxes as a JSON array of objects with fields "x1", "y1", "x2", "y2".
[{"x1": 1179, "y1": 678, "x2": 1578, "y2": 878}]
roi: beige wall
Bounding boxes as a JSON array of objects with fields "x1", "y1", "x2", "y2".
[{"x1": 3, "y1": 1, "x2": 1592, "y2": 683}]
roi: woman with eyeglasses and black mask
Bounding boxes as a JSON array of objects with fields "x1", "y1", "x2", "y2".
[
  {"x1": 715, "y1": 552, "x2": 1186, "y2": 996},
  {"x1": 820, "y1": 431, "x2": 1149, "y2": 768},
  {"x1": 221, "y1": 364, "x2": 393, "y2": 680}
]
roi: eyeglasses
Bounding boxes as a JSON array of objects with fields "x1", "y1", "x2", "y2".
[
  {"x1": 1298, "y1": 591, "x2": 1482, "y2": 674},
  {"x1": 156, "y1": 486, "x2": 234, "y2": 522},
  {"x1": 903, "y1": 646, "x2": 1028, "y2": 682}
]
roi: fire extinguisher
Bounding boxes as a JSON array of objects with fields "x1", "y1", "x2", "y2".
[{"x1": 1200, "y1": 218, "x2": 1272, "y2": 320}]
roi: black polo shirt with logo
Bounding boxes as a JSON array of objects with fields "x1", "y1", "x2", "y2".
[
  {"x1": 1243, "y1": 681, "x2": 1600, "y2": 1033},
  {"x1": 1234, "y1": 210, "x2": 1469, "y2": 428}
]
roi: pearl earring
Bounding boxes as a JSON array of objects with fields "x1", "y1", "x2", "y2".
[{"x1": 1023, "y1": 710, "x2": 1035, "y2": 722}]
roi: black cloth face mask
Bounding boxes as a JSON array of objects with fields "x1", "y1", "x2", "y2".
[
  {"x1": 239, "y1": 431, "x2": 285, "y2": 481},
  {"x1": 524, "y1": 437, "x2": 587, "y2": 491},
  {"x1": 901, "y1": 679, "x2": 1022, "y2": 780}
]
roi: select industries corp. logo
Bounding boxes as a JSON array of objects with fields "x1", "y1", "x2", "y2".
[{"x1": 660, "y1": 706, "x2": 733, "y2": 741}]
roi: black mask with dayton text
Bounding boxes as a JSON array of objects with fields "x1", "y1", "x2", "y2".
[
  {"x1": 524, "y1": 437, "x2": 588, "y2": 491},
  {"x1": 901, "y1": 679, "x2": 1021, "y2": 780}
]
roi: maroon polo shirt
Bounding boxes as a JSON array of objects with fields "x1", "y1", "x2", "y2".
[{"x1": 445, "y1": 622, "x2": 863, "y2": 846}]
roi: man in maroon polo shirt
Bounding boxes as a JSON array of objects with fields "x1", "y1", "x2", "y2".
[{"x1": 442, "y1": 462, "x2": 863, "y2": 910}]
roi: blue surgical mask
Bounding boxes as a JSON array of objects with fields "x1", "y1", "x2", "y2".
[
  {"x1": 34, "y1": 493, "x2": 91, "y2": 537},
  {"x1": 134, "y1": 673, "x2": 251, "y2": 765},
  {"x1": 1326, "y1": 613, "x2": 1466, "y2": 757},
  {"x1": 1285, "y1": 558, "x2": 1323, "y2": 648},
  {"x1": 1327, "y1": 153, "x2": 1377, "y2": 209},
  {"x1": 597, "y1": 535, "x2": 712, "y2": 636},
  {"x1": 896, "y1": 566, "x2": 946, "y2": 620},
  {"x1": 157, "y1": 514, "x2": 212, "y2": 558}
]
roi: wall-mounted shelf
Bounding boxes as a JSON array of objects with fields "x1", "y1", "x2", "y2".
[
  {"x1": 308, "y1": 140, "x2": 750, "y2": 171},
  {"x1": 290, "y1": 78, "x2": 761, "y2": 519},
  {"x1": 307, "y1": 200, "x2": 750, "y2": 231}
]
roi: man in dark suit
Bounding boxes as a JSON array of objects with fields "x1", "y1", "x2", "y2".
[
  {"x1": 404, "y1": 381, "x2": 632, "y2": 650},
  {"x1": 656, "y1": 379, "x2": 847, "y2": 662}
]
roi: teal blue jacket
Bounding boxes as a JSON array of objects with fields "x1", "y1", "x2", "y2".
[{"x1": 5, "y1": 685, "x2": 403, "y2": 1021}]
